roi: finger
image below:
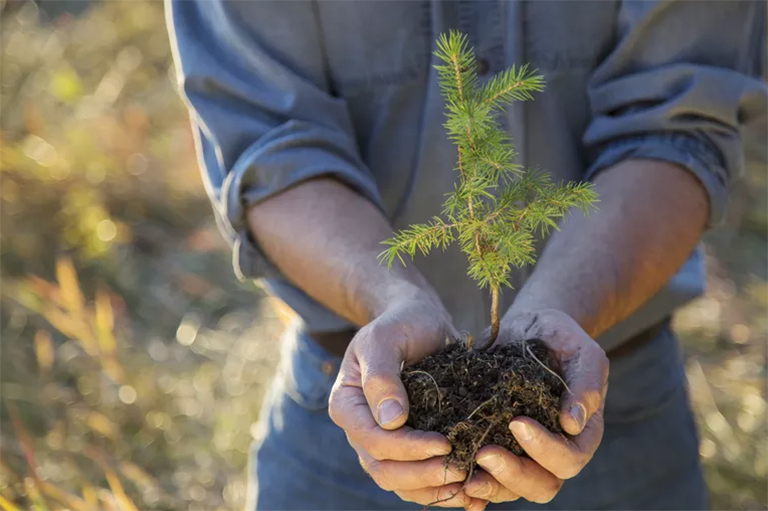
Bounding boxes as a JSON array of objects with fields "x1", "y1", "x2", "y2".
[
  {"x1": 352, "y1": 325, "x2": 412, "y2": 430},
  {"x1": 464, "y1": 471, "x2": 521, "y2": 503},
  {"x1": 329, "y1": 382, "x2": 450, "y2": 461},
  {"x1": 476, "y1": 445, "x2": 563, "y2": 504},
  {"x1": 354, "y1": 447, "x2": 466, "y2": 491},
  {"x1": 395, "y1": 484, "x2": 479, "y2": 509},
  {"x1": 466, "y1": 497, "x2": 488, "y2": 511},
  {"x1": 559, "y1": 341, "x2": 609, "y2": 436},
  {"x1": 509, "y1": 413, "x2": 604, "y2": 480}
]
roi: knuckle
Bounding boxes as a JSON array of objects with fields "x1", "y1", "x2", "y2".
[
  {"x1": 532, "y1": 492, "x2": 555, "y2": 504},
  {"x1": 363, "y1": 322, "x2": 391, "y2": 347},
  {"x1": 364, "y1": 371, "x2": 398, "y2": 394},
  {"x1": 394, "y1": 490, "x2": 420, "y2": 505},
  {"x1": 419, "y1": 466, "x2": 447, "y2": 487},
  {"x1": 362, "y1": 440, "x2": 387, "y2": 461},
  {"x1": 576, "y1": 448, "x2": 591, "y2": 466},
  {"x1": 529, "y1": 441, "x2": 556, "y2": 463},
  {"x1": 554, "y1": 461, "x2": 582, "y2": 480},
  {"x1": 597, "y1": 346, "x2": 609, "y2": 366},
  {"x1": 592, "y1": 346, "x2": 609, "y2": 376},
  {"x1": 490, "y1": 454, "x2": 517, "y2": 480},
  {"x1": 367, "y1": 462, "x2": 396, "y2": 491},
  {"x1": 437, "y1": 489, "x2": 463, "y2": 507},
  {"x1": 582, "y1": 388, "x2": 604, "y2": 413},
  {"x1": 531, "y1": 479, "x2": 563, "y2": 503},
  {"x1": 327, "y1": 394, "x2": 342, "y2": 426},
  {"x1": 493, "y1": 492, "x2": 520, "y2": 504},
  {"x1": 357, "y1": 453, "x2": 370, "y2": 472},
  {"x1": 352, "y1": 430, "x2": 386, "y2": 460},
  {"x1": 415, "y1": 470, "x2": 436, "y2": 488},
  {"x1": 601, "y1": 359, "x2": 610, "y2": 387}
]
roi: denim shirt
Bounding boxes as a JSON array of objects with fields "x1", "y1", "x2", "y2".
[{"x1": 167, "y1": 0, "x2": 766, "y2": 352}]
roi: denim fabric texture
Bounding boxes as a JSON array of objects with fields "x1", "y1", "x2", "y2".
[{"x1": 246, "y1": 328, "x2": 707, "y2": 510}]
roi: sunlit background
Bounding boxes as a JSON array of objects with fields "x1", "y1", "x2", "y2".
[{"x1": 0, "y1": 1, "x2": 765, "y2": 510}]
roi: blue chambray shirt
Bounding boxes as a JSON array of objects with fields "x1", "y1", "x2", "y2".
[{"x1": 167, "y1": 0, "x2": 766, "y2": 352}]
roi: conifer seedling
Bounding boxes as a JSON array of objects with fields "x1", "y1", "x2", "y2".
[
  {"x1": 382, "y1": 31, "x2": 598, "y2": 473},
  {"x1": 382, "y1": 30, "x2": 597, "y2": 347}
]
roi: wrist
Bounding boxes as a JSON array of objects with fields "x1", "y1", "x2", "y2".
[
  {"x1": 506, "y1": 287, "x2": 603, "y2": 338},
  {"x1": 350, "y1": 263, "x2": 442, "y2": 325},
  {"x1": 371, "y1": 274, "x2": 441, "y2": 317}
]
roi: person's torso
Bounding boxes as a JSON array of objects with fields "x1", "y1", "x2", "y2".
[{"x1": 241, "y1": 0, "x2": 704, "y2": 342}]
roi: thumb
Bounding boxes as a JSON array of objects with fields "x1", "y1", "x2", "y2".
[
  {"x1": 560, "y1": 343, "x2": 609, "y2": 435},
  {"x1": 355, "y1": 328, "x2": 410, "y2": 430}
]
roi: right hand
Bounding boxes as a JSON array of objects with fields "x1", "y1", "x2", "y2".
[{"x1": 328, "y1": 295, "x2": 487, "y2": 511}]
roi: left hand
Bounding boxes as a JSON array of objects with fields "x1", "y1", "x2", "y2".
[{"x1": 464, "y1": 309, "x2": 609, "y2": 504}]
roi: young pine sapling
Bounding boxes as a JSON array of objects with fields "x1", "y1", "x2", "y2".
[
  {"x1": 382, "y1": 31, "x2": 599, "y2": 473},
  {"x1": 381, "y1": 31, "x2": 597, "y2": 347}
]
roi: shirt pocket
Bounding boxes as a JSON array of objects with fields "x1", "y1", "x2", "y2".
[
  {"x1": 278, "y1": 328, "x2": 341, "y2": 411},
  {"x1": 318, "y1": 1, "x2": 432, "y2": 96},
  {"x1": 603, "y1": 326, "x2": 688, "y2": 424}
]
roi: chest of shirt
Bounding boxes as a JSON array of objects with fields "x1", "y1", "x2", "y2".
[
  {"x1": 307, "y1": 1, "x2": 617, "y2": 223},
  {"x1": 317, "y1": 1, "x2": 617, "y2": 96}
]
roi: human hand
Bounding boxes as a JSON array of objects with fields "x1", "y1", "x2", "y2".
[
  {"x1": 328, "y1": 294, "x2": 488, "y2": 511},
  {"x1": 464, "y1": 309, "x2": 609, "y2": 504}
]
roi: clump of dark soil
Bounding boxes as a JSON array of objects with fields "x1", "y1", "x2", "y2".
[{"x1": 403, "y1": 340, "x2": 563, "y2": 472}]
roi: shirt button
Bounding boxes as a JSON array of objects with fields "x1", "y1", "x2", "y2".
[{"x1": 476, "y1": 58, "x2": 490, "y2": 76}]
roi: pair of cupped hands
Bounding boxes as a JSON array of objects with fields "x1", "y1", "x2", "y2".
[{"x1": 328, "y1": 293, "x2": 610, "y2": 511}]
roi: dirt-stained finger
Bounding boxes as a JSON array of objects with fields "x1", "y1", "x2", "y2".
[
  {"x1": 509, "y1": 413, "x2": 603, "y2": 479},
  {"x1": 395, "y1": 484, "x2": 477, "y2": 508},
  {"x1": 354, "y1": 448, "x2": 466, "y2": 491},
  {"x1": 464, "y1": 470, "x2": 521, "y2": 503},
  {"x1": 329, "y1": 383, "x2": 451, "y2": 461},
  {"x1": 476, "y1": 445, "x2": 563, "y2": 504},
  {"x1": 560, "y1": 344, "x2": 609, "y2": 435}
]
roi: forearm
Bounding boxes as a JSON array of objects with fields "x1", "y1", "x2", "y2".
[
  {"x1": 247, "y1": 177, "x2": 439, "y2": 327},
  {"x1": 508, "y1": 159, "x2": 709, "y2": 340}
]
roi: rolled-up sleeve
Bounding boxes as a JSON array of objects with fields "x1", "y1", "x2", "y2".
[
  {"x1": 166, "y1": 0, "x2": 383, "y2": 280},
  {"x1": 583, "y1": 0, "x2": 767, "y2": 226}
]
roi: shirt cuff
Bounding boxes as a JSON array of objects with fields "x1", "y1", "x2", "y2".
[
  {"x1": 220, "y1": 120, "x2": 384, "y2": 281},
  {"x1": 584, "y1": 132, "x2": 728, "y2": 227}
]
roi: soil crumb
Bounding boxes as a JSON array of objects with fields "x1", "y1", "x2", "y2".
[{"x1": 403, "y1": 340, "x2": 563, "y2": 471}]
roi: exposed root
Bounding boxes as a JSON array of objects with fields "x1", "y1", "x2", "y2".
[
  {"x1": 466, "y1": 395, "x2": 496, "y2": 421},
  {"x1": 405, "y1": 370, "x2": 442, "y2": 412},
  {"x1": 423, "y1": 490, "x2": 459, "y2": 509},
  {"x1": 524, "y1": 342, "x2": 571, "y2": 395},
  {"x1": 464, "y1": 420, "x2": 497, "y2": 490}
]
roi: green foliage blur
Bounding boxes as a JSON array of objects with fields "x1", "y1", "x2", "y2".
[{"x1": 0, "y1": 1, "x2": 765, "y2": 510}]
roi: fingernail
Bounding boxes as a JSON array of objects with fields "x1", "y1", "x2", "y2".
[
  {"x1": 570, "y1": 403, "x2": 586, "y2": 431},
  {"x1": 477, "y1": 453, "x2": 502, "y2": 471},
  {"x1": 377, "y1": 399, "x2": 403, "y2": 426},
  {"x1": 510, "y1": 421, "x2": 533, "y2": 443}
]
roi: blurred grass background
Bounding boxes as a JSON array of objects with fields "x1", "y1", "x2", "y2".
[{"x1": 0, "y1": 1, "x2": 765, "y2": 510}]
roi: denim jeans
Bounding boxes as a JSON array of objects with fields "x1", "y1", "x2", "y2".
[{"x1": 246, "y1": 324, "x2": 708, "y2": 510}]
